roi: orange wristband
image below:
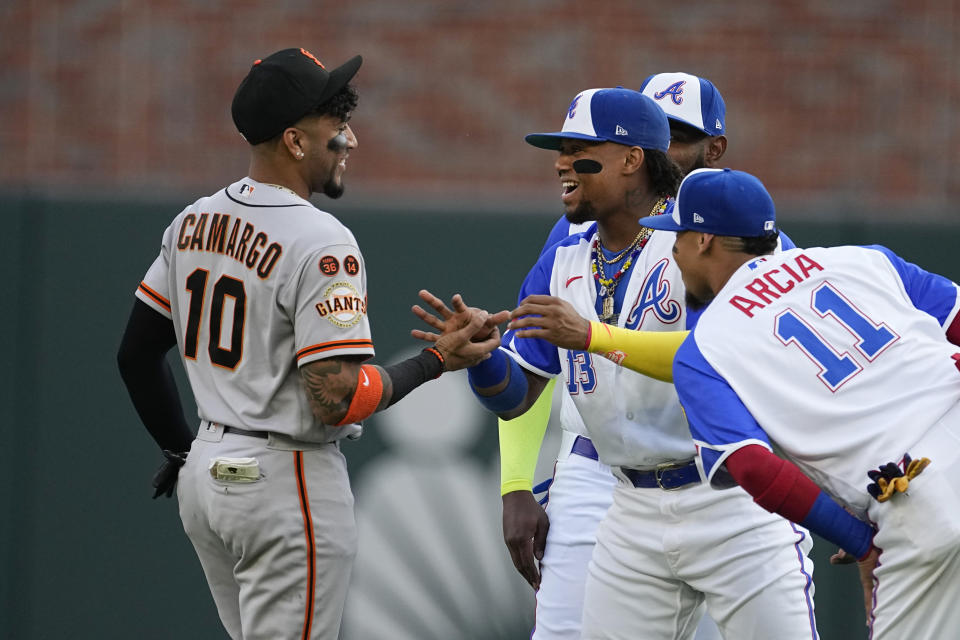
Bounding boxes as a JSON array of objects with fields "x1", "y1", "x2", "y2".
[{"x1": 335, "y1": 365, "x2": 384, "y2": 426}]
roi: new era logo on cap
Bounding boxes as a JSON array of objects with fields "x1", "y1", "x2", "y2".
[
  {"x1": 693, "y1": 213, "x2": 705, "y2": 224},
  {"x1": 639, "y1": 72, "x2": 727, "y2": 136},
  {"x1": 525, "y1": 88, "x2": 670, "y2": 152}
]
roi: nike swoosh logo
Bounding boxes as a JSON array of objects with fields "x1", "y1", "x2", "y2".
[
  {"x1": 566, "y1": 276, "x2": 583, "y2": 287},
  {"x1": 360, "y1": 369, "x2": 370, "y2": 387}
]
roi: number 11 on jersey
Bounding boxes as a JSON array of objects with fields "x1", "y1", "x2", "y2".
[{"x1": 774, "y1": 282, "x2": 899, "y2": 391}]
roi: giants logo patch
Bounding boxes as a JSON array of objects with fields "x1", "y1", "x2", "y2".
[
  {"x1": 624, "y1": 259, "x2": 682, "y2": 329},
  {"x1": 653, "y1": 80, "x2": 686, "y2": 106},
  {"x1": 316, "y1": 281, "x2": 367, "y2": 328}
]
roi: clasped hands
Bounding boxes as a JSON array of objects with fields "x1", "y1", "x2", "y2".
[{"x1": 412, "y1": 290, "x2": 590, "y2": 353}]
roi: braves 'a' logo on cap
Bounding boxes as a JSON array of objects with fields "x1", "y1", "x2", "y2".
[
  {"x1": 567, "y1": 94, "x2": 582, "y2": 119},
  {"x1": 654, "y1": 80, "x2": 686, "y2": 106}
]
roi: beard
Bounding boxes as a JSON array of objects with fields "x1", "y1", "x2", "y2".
[
  {"x1": 565, "y1": 200, "x2": 597, "y2": 225},
  {"x1": 685, "y1": 289, "x2": 713, "y2": 312},
  {"x1": 322, "y1": 176, "x2": 344, "y2": 199},
  {"x1": 683, "y1": 148, "x2": 708, "y2": 175}
]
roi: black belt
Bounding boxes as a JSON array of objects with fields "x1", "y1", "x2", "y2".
[
  {"x1": 571, "y1": 435, "x2": 599, "y2": 461},
  {"x1": 621, "y1": 460, "x2": 701, "y2": 490},
  {"x1": 223, "y1": 425, "x2": 269, "y2": 439}
]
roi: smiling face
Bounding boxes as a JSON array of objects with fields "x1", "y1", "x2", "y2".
[
  {"x1": 296, "y1": 113, "x2": 357, "y2": 199},
  {"x1": 555, "y1": 139, "x2": 633, "y2": 224}
]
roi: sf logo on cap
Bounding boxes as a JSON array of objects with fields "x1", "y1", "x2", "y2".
[
  {"x1": 654, "y1": 81, "x2": 686, "y2": 106},
  {"x1": 299, "y1": 48, "x2": 325, "y2": 68}
]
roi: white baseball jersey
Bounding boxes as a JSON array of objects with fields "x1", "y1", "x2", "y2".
[
  {"x1": 136, "y1": 177, "x2": 373, "y2": 442},
  {"x1": 676, "y1": 245, "x2": 960, "y2": 519},
  {"x1": 514, "y1": 217, "x2": 817, "y2": 639},
  {"x1": 506, "y1": 214, "x2": 796, "y2": 467},
  {"x1": 504, "y1": 220, "x2": 693, "y2": 467}
]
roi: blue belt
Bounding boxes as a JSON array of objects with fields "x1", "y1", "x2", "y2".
[
  {"x1": 621, "y1": 459, "x2": 701, "y2": 490},
  {"x1": 571, "y1": 435, "x2": 599, "y2": 460}
]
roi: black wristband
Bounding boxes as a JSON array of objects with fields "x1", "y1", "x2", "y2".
[{"x1": 382, "y1": 348, "x2": 445, "y2": 408}]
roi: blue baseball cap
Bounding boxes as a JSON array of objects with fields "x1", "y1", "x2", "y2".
[
  {"x1": 638, "y1": 168, "x2": 776, "y2": 237},
  {"x1": 525, "y1": 88, "x2": 670, "y2": 152},
  {"x1": 639, "y1": 72, "x2": 726, "y2": 136}
]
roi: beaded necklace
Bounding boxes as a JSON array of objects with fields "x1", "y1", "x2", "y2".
[{"x1": 592, "y1": 197, "x2": 668, "y2": 323}]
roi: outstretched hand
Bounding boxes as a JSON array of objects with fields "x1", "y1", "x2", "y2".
[
  {"x1": 508, "y1": 294, "x2": 591, "y2": 351},
  {"x1": 411, "y1": 290, "x2": 510, "y2": 371},
  {"x1": 412, "y1": 289, "x2": 509, "y2": 345}
]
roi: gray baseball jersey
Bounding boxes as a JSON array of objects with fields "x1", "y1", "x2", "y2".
[{"x1": 136, "y1": 177, "x2": 372, "y2": 442}]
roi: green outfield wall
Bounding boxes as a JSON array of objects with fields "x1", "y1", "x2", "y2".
[{"x1": 2, "y1": 194, "x2": 956, "y2": 639}]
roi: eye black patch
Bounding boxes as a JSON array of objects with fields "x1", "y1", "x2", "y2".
[
  {"x1": 327, "y1": 133, "x2": 348, "y2": 152},
  {"x1": 572, "y1": 159, "x2": 603, "y2": 174}
]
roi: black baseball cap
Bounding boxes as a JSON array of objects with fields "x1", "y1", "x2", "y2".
[{"x1": 231, "y1": 48, "x2": 362, "y2": 145}]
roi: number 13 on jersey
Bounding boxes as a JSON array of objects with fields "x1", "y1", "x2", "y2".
[{"x1": 567, "y1": 350, "x2": 597, "y2": 394}]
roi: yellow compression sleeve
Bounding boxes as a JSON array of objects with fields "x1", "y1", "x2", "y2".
[
  {"x1": 498, "y1": 377, "x2": 556, "y2": 496},
  {"x1": 585, "y1": 321, "x2": 688, "y2": 382}
]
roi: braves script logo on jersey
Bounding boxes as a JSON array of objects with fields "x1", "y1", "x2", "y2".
[
  {"x1": 624, "y1": 259, "x2": 682, "y2": 328},
  {"x1": 653, "y1": 81, "x2": 686, "y2": 106},
  {"x1": 316, "y1": 281, "x2": 367, "y2": 328}
]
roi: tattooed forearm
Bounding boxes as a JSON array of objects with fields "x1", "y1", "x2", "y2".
[{"x1": 300, "y1": 358, "x2": 357, "y2": 424}]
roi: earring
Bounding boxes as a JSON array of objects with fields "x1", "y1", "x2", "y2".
[{"x1": 296, "y1": 151, "x2": 304, "y2": 159}]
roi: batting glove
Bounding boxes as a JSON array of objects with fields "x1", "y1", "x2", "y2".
[{"x1": 152, "y1": 449, "x2": 187, "y2": 499}]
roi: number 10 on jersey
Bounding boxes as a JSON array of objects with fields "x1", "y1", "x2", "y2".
[{"x1": 184, "y1": 268, "x2": 247, "y2": 369}]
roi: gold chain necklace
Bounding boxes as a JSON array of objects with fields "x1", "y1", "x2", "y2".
[
  {"x1": 262, "y1": 183, "x2": 299, "y2": 197},
  {"x1": 592, "y1": 197, "x2": 668, "y2": 323},
  {"x1": 596, "y1": 227, "x2": 650, "y2": 265}
]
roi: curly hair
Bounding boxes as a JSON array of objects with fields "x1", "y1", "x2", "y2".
[
  {"x1": 315, "y1": 84, "x2": 359, "y2": 122},
  {"x1": 643, "y1": 149, "x2": 684, "y2": 198}
]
